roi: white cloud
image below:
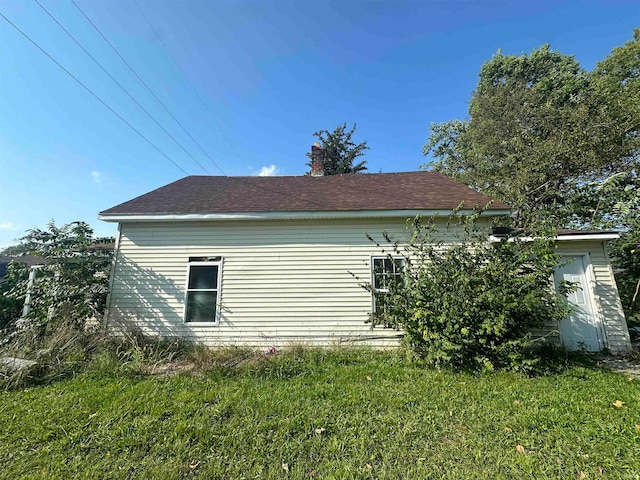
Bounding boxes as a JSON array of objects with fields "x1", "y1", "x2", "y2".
[
  {"x1": 91, "y1": 171, "x2": 103, "y2": 183},
  {"x1": 257, "y1": 164, "x2": 278, "y2": 177},
  {"x1": 0, "y1": 222, "x2": 16, "y2": 231}
]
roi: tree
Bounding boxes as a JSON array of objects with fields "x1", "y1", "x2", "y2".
[
  {"x1": 423, "y1": 32, "x2": 640, "y2": 320},
  {"x1": 589, "y1": 29, "x2": 640, "y2": 323},
  {"x1": 424, "y1": 42, "x2": 639, "y2": 228},
  {"x1": 3, "y1": 221, "x2": 114, "y2": 342},
  {"x1": 591, "y1": 28, "x2": 640, "y2": 168},
  {"x1": 306, "y1": 123, "x2": 369, "y2": 175},
  {"x1": 566, "y1": 172, "x2": 640, "y2": 321}
]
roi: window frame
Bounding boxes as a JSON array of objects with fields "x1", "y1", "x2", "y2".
[
  {"x1": 370, "y1": 256, "x2": 405, "y2": 314},
  {"x1": 183, "y1": 259, "x2": 223, "y2": 326}
]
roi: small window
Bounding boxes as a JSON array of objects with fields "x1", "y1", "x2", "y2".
[
  {"x1": 184, "y1": 260, "x2": 222, "y2": 324},
  {"x1": 371, "y1": 257, "x2": 404, "y2": 313}
]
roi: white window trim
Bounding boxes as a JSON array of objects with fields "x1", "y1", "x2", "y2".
[
  {"x1": 183, "y1": 259, "x2": 223, "y2": 326},
  {"x1": 371, "y1": 256, "x2": 405, "y2": 313}
]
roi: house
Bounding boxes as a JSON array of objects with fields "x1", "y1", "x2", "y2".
[
  {"x1": 0, "y1": 255, "x2": 44, "y2": 285},
  {"x1": 99, "y1": 153, "x2": 631, "y2": 354}
]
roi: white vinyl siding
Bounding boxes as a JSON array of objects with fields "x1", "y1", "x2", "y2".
[
  {"x1": 107, "y1": 218, "x2": 451, "y2": 347},
  {"x1": 105, "y1": 219, "x2": 630, "y2": 353},
  {"x1": 529, "y1": 242, "x2": 631, "y2": 354}
]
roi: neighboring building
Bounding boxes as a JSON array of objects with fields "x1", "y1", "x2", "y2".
[
  {"x1": 99, "y1": 159, "x2": 631, "y2": 353},
  {"x1": 0, "y1": 255, "x2": 44, "y2": 284}
]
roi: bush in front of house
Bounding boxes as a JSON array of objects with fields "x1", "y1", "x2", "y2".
[{"x1": 366, "y1": 215, "x2": 574, "y2": 372}]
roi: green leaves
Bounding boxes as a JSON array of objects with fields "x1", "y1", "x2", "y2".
[
  {"x1": 3, "y1": 221, "x2": 114, "y2": 341},
  {"x1": 306, "y1": 123, "x2": 369, "y2": 175},
  {"x1": 367, "y1": 216, "x2": 571, "y2": 372},
  {"x1": 423, "y1": 32, "x2": 640, "y2": 230},
  {"x1": 423, "y1": 29, "x2": 640, "y2": 320}
]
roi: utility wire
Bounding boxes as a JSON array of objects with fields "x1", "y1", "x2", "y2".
[
  {"x1": 69, "y1": 1, "x2": 330, "y2": 211},
  {"x1": 64, "y1": 2, "x2": 332, "y2": 212},
  {"x1": 34, "y1": 0, "x2": 210, "y2": 175},
  {"x1": 70, "y1": 0, "x2": 226, "y2": 175},
  {"x1": 132, "y1": 0, "x2": 242, "y2": 161},
  {"x1": 126, "y1": 1, "x2": 330, "y2": 210},
  {"x1": 0, "y1": 11, "x2": 190, "y2": 176},
  {"x1": 130, "y1": 0, "x2": 335, "y2": 211}
]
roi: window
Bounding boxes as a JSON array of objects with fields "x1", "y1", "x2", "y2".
[
  {"x1": 184, "y1": 260, "x2": 222, "y2": 324},
  {"x1": 371, "y1": 257, "x2": 404, "y2": 313}
]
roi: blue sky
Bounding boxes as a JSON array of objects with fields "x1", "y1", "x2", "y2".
[{"x1": 0, "y1": 0, "x2": 638, "y2": 247}]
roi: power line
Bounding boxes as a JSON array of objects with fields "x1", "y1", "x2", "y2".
[
  {"x1": 126, "y1": 1, "x2": 327, "y2": 209},
  {"x1": 70, "y1": 0, "x2": 226, "y2": 175},
  {"x1": 0, "y1": 11, "x2": 190, "y2": 176},
  {"x1": 29, "y1": 0, "x2": 318, "y2": 212},
  {"x1": 132, "y1": 0, "x2": 242, "y2": 161},
  {"x1": 64, "y1": 2, "x2": 333, "y2": 212},
  {"x1": 34, "y1": 0, "x2": 210, "y2": 175}
]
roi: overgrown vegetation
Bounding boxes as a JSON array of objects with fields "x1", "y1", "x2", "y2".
[
  {"x1": 424, "y1": 29, "x2": 640, "y2": 321},
  {"x1": 0, "y1": 263, "x2": 25, "y2": 331},
  {"x1": 0, "y1": 221, "x2": 113, "y2": 386},
  {"x1": 1, "y1": 347, "x2": 638, "y2": 479},
  {"x1": 1, "y1": 221, "x2": 112, "y2": 339},
  {"x1": 363, "y1": 215, "x2": 573, "y2": 372}
]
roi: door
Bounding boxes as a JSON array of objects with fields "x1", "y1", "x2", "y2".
[{"x1": 553, "y1": 256, "x2": 602, "y2": 351}]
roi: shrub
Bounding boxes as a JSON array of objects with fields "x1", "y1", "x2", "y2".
[
  {"x1": 2, "y1": 221, "x2": 113, "y2": 345},
  {"x1": 364, "y1": 215, "x2": 574, "y2": 372},
  {"x1": 0, "y1": 221, "x2": 114, "y2": 388},
  {"x1": 0, "y1": 261, "x2": 26, "y2": 331}
]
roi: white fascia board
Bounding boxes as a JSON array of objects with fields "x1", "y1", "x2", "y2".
[
  {"x1": 99, "y1": 209, "x2": 512, "y2": 223},
  {"x1": 489, "y1": 233, "x2": 619, "y2": 243},
  {"x1": 554, "y1": 233, "x2": 619, "y2": 241}
]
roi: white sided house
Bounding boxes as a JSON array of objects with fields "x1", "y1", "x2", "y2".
[{"x1": 99, "y1": 166, "x2": 631, "y2": 354}]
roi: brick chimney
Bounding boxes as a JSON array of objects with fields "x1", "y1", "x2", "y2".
[{"x1": 310, "y1": 142, "x2": 325, "y2": 176}]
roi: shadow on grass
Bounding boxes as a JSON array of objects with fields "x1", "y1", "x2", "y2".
[{"x1": 530, "y1": 344, "x2": 605, "y2": 376}]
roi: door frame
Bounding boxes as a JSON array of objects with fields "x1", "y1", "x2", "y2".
[{"x1": 556, "y1": 252, "x2": 606, "y2": 351}]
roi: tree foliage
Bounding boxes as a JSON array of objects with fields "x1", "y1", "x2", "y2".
[
  {"x1": 591, "y1": 28, "x2": 640, "y2": 164},
  {"x1": 2, "y1": 221, "x2": 113, "y2": 343},
  {"x1": 589, "y1": 30, "x2": 640, "y2": 321},
  {"x1": 424, "y1": 30, "x2": 640, "y2": 320},
  {"x1": 0, "y1": 264, "x2": 26, "y2": 331},
  {"x1": 365, "y1": 216, "x2": 573, "y2": 372},
  {"x1": 424, "y1": 40, "x2": 639, "y2": 228},
  {"x1": 306, "y1": 123, "x2": 369, "y2": 175},
  {"x1": 565, "y1": 171, "x2": 640, "y2": 321}
]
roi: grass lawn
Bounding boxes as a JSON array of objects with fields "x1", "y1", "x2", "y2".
[{"x1": 1, "y1": 349, "x2": 639, "y2": 479}]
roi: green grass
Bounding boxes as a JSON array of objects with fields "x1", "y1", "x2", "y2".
[{"x1": 1, "y1": 348, "x2": 639, "y2": 479}]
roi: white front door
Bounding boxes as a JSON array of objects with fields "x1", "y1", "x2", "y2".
[{"x1": 553, "y1": 256, "x2": 602, "y2": 352}]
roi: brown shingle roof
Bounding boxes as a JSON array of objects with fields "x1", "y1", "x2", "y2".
[{"x1": 100, "y1": 172, "x2": 510, "y2": 216}]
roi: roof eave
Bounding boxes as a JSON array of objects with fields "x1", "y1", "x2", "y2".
[{"x1": 99, "y1": 208, "x2": 512, "y2": 223}]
